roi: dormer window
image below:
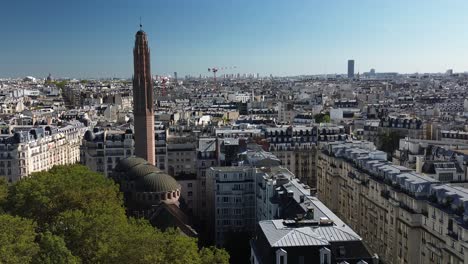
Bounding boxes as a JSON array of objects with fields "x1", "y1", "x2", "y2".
[{"x1": 275, "y1": 248, "x2": 287, "y2": 264}]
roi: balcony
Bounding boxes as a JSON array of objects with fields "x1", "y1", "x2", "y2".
[
  {"x1": 381, "y1": 190, "x2": 390, "y2": 199},
  {"x1": 447, "y1": 230, "x2": 458, "y2": 240}
]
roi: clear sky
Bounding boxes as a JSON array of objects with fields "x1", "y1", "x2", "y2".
[{"x1": 1, "y1": 0, "x2": 467, "y2": 78}]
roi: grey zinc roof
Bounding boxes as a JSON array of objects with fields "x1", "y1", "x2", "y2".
[
  {"x1": 314, "y1": 226, "x2": 361, "y2": 242},
  {"x1": 261, "y1": 221, "x2": 328, "y2": 247},
  {"x1": 260, "y1": 220, "x2": 361, "y2": 248},
  {"x1": 198, "y1": 138, "x2": 216, "y2": 152},
  {"x1": 272, "y1": 229, "x2": 328, "y2": 247}
]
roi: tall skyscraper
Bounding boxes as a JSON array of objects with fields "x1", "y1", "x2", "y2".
[
  {"x1": 347, "y1": 59, "x2": 355, "y2": 79},
  {"x1": 174, "y1": 71, "x2": 178, "y2": 83},
  {"x1": 133, "y1": 26, "x2": 155, "y2": 165}
]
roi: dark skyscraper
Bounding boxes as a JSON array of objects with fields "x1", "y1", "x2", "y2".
[
  {"x1": 348, "y1": 59, "x2": 355, "y2": 79},
  {"x1": 133, "y1": 27, "x2": 155, "y2": 165}
]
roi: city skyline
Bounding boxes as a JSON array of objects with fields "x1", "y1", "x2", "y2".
[{"x1": 1, "y1": 0, "x2": 468, "y2": 78}]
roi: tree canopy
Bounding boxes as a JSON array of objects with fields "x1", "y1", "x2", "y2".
[
  {"x1": 378, "y1": 131, "x2": 404, "y2": 158},
  {"x1": 314, "y1": 113, "x2": 331, "y2": 123},
  {"x1": 1, "y1": 164, "x2": 229, "y2": 264},
  {"x1": 0, "y1": 214, "x2": 39, "y2": 264}
]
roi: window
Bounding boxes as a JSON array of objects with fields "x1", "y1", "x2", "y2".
[
  {"x1": 320, "y1": 247, "x2": 331, "y2": 264},
  {"x1": 188, "y1": 191, "x2": 193, "y2": 197},
  {"x1": 188, "y1": 183, "x2": 192, "y2": 188},
  {"x1": 338, "y1": 246, "x2": 346, "y2": 257},
  {"x1": 276, "y1": 249, "x2": 287, "y2": 264}
]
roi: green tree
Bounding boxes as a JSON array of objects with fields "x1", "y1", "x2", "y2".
[
  {"x1": 4, "y1": 165, "x2": 230, "y2": 264},
  {"x1": 157, "y1": 228, "x2": 202, "y2": 264},
  {"x1": 0, "y1": 177, "x2": 8, "y2": 213},
  {"x1": 113, "y1": 218, "x2": 166, "y2": 264},
  {"x1": 378, "y1": 131, "x2": 404, "y2": 157},
  {"x1": 0, "y1": 214, "x2": 39, "y2": 264},
  {"x1": 54, "y1": 81, "x2": 68, "y2": 89},
  {"x1": 33, "y1": 231, "x2": 79, "y2": 264},
  {"x1": 51, "y1": 208, "x2": 126, "y2": 263},
  {"x1": 314, "y1": 113, "x2": 331, "y2": 123},
  {"x1": 7, "y1": 165, "x2": 124, "y2": 226},
  {"x1": 200, "y1": 246, "x2": 230, "y2": 264}
]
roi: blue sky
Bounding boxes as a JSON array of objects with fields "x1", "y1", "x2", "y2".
[{"x1": 1, "y1": 0, "x2": 467, "y2": 78}]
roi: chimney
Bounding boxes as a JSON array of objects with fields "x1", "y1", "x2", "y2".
[{"x1": 305, "y1": 207, "x2": 314, "y2": 219}]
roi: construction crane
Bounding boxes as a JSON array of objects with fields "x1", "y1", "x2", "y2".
[{"x1": 208, "y1": 66, "x2": 237, "y2": 90}]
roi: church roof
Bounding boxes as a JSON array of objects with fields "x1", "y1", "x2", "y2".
[
  {"x1": 128, "y1": 163, "x2": 159, "y2": 179},
  {"x1": 136, "y1": 172, "x2": 180, "y2": 193},
  {"x1": 114, "y1": 156, "x2": 148, "y2": 172},
  {"x1": 115, "y1": 157, "x2": 180, "y2": 193}
]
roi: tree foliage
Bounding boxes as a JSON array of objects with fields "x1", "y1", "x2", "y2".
[
  {"x1": 33, "y1": 231, "x2": 79, "y2": 264},
  {"x1": 314, "y1": 113, "x2": 331, "y2": 123},
  {"x1": 0, "y1": 177, "x2": 8, "y2": 212},
  {"x1": 378, "y1": 131, "x2": 404, "y2": 157},
  {"x1": 54, "y1": 80, "x2": 68, "y2": 89},
  {"x1": 2, "y1": 165, "x2": 229, "y2": 264},
  {"x1": 7, "y1": 165, "x2": 123, "y2": 226},
  {"x1": 0, "y1": 214, "x2": 39, "y2": 264},
  {"x1": 200, "y1": 246, "x2": 230, "y2": 264}
]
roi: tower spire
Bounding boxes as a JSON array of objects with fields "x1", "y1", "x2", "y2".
[
  {"x1": 139, "y1": 17, "x2": 142, "y2": 30},
  {"x1": 133, "y1": 26, "x2": 155, "y2": 165}
]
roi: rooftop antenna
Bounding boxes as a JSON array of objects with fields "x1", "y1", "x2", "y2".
[{"x1": 139, "y1": 17, "x2": 142, "y2": 30}]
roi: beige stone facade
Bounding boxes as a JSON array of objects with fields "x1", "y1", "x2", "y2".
[{"x1": 317, "y1": 141, "x2": 468, "y2": 264}]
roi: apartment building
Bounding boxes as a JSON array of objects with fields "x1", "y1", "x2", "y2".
[
  {"x1": 393, "y1": 138, "x2": 468, "y2": 182},
  {"x1": 317, "y1": 140, "x2": 468, "y2": 264},
  {"x1": 0, "y1": 122, "x2": 86, "y2": 182},
  {"x1": 166, "y1": 136, "x2": 197, "y2": 177},
  {"x1": 252, "y1": 165, "x2": 376, "y2": 264},
  {"x1": 207, "y1": 166, "x2": 256, "y2": 246},
  {"x1": 80, "y1": 129, "x2": 134, "y2": 176},
  {"x1": 264, "y1": 125, "x2": 349, "y2": 188},
  {"x1": 155, "y1": 123, "x2": 167, "y2": 170}
]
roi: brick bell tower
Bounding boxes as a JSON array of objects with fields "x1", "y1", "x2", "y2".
[{"x1": 132, "y1": 24, "x2": 155, "y2": 165}]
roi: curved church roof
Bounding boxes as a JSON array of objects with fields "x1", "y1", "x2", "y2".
[
  {"x1": 115, "y1": 157, "x2": 180, "y2": 193},
  {"x1": 136, "y1": 172, "x2": 180, "y2": 193}
]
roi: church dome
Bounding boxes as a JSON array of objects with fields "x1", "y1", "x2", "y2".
[
  {"x1": 136, "y1": 172, "x2": 180, "y2": 193},
  {"x1": 128, "y1": 163, "x2": 160, "y2": 179},
  {"x1": 114, "y1": 156, "x2": 148, "y2": 173},
  {"x1": 114, "y1": 157, "x2": 180, "y2": 194}
]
